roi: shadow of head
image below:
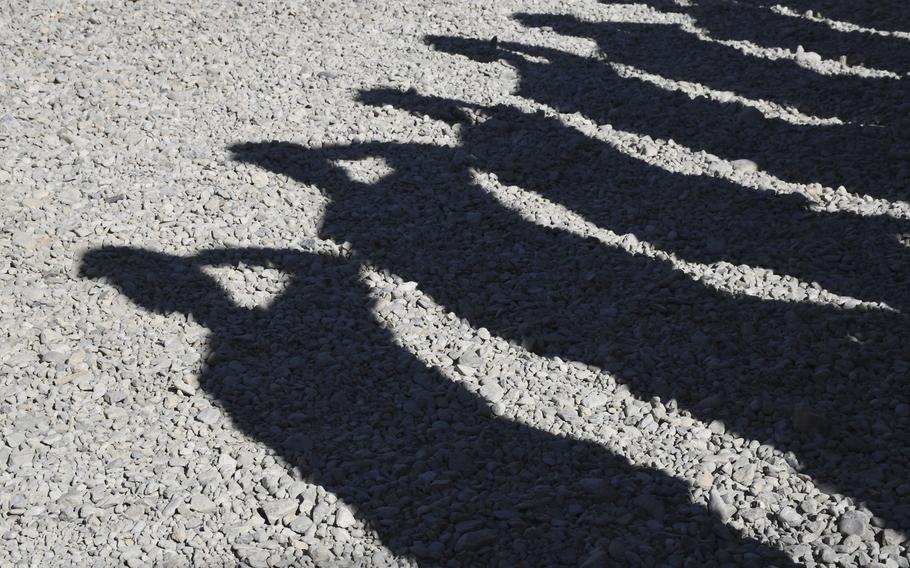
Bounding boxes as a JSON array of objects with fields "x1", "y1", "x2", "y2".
[
  {"x1": 513, "y1": 12, "x2": 591, "y2": 35},
  {"x1": 79, "y1": 246, "x2": 197, "y2": 316},
  {"x1": 425, "y1": 34, "x2": 506, "y2": 64},
  {"x1": 79, "y1": 245, "x2": 310, "y2": 327}
]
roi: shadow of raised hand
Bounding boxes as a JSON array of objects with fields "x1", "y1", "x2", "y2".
[
  {"x1": 231, "y1": 86, "x2": 910, "y2": 535},
  {"x1": 80, "y1": 245, "x2": 793, "y2": 566}
]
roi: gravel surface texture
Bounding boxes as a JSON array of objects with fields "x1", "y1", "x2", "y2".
[{"x1": 2, "y1": 0, "x2": 910, "y2": 566}]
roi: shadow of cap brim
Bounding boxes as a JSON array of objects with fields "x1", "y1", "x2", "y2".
[
  {"x1": 79, "y1": 246, "x2": 157, "y2": 280},
  {"x1": 424, "y1": 35, "x2": 502, "y2": 64},
  {"x1": 512, "y1": 12, "x2": 577, "y2": 31}
]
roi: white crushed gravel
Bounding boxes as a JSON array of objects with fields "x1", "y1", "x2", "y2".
[{"x1": 2, "y1": 0, "x2": 909, "y2": 566}]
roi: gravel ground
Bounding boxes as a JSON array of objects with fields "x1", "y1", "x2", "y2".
[{"x1": 2, "y1": 0, "x2": 910, "y2": 566}]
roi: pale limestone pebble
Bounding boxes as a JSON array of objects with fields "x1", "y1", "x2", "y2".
[
  {"x1": 261, "y1": 499, "x2": 297, "y2": 525},
  {"x1": 250, "y1": 170, "x2": 269, "y2": 188},
  {"x1": 188, "y1": 494, "x2": 216, "y2": 514},
  {"x1": 731, "y1": 158, "x2": 759, "y2": 174}
]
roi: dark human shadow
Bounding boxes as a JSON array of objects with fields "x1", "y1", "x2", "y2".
[
  {"x1": 513, "y1": 13, "x2": 910, "y2": 124},
  {"x1": 599, "y1": 0, "x2": 910, "y2": 36},
  {"x1": 79, "y1": 246, "x2": 794, "y2": 567},
  {"x1": 597, "y1": 0, "x2": 910, "y2": 74},
  {"x1": 429, "y1": 26, "x2": 910, "y2": 204},
  {"x1": 359, "y1": 88, "x2": 909, "y2": 314},
  {"x1": 230, "y1": 91, "x2": 910, "y2": 539},
  {"x1": 774, "y1": 0, "x2": 910, "y2": 35}
]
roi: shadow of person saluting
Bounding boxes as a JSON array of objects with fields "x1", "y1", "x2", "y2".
[
  {"x1": 357, "y1": 86, "x2": 909, "y2": 315},
  {"x1": 228, "y1": 87, "x2": 910, "y2": 537},
  {"x1": 593, "y1": 0, "x2": 910, "y2": 74},
  {"x1": 80, "y1": 246, "x2": 795, "y2": 566},
  {"x1": 430, "y1": 24, "x2": 910, "y2": 205}
]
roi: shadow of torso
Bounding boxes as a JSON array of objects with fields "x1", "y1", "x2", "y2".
[
  {"x1": 232, "y1": 131, "x2": 910, "y2": 535},
  {"x1": 81, "y1": 246, "x2": 794, "y2": 566}
]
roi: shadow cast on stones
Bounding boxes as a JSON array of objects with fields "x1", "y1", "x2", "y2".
[
  {"x1": 230, "y1": 81, "x2": 910, "y2": 537},
  {"x1": 80, "y1": 246, "x2": 792, "y2": 567},
  {"x1": 78, "y1": 6, "x2": 910, "y2": 565}
]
